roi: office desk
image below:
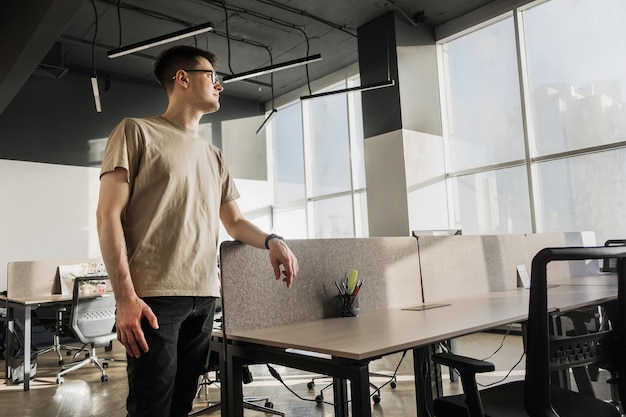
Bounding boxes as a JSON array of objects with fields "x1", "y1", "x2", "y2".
[
  {"x1": 225, "y1": 285, "x2": 618, "y2": 417},
  {"x1": 1, "y1": 294, "x2": 73, "y2": 391}
]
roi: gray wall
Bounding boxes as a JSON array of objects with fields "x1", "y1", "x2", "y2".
[
  {"x1": 0, "y1": 70, "x2": 263, "y2": 166},
  {"x1": 0, "y1": 69, "x2": 265, "y2": 291}
]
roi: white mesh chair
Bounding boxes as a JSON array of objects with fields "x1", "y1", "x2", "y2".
[{"x1": 56, "y1": 276, "x2": 117, "y2": 384}]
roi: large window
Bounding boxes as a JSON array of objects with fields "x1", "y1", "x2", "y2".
[
  {"x1": 267, "y1": 77, "x2": 366, "y2": 238},
  {"x1": 524, "y1": 0, "x2": 626, "y2": 155},
  {"x1": 441, "y1": 0, "x2": 626, "y2": 243},
  {"x1": 443, "y1": 17, "x2": 525, "y2": 172},
  {"x1": 273, "y1": 104, "x2": 305, "y2": 204}
]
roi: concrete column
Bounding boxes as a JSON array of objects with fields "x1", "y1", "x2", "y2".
[{"x1": 358, "y1": 12, "x2": 448, "y2": 237}]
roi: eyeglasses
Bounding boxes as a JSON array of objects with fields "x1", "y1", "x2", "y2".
[{"x1": 172, "y1": 69, "x2": 220, "y2": 84}]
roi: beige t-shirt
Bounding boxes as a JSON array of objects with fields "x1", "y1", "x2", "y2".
[{"x1": 100, "y1": 116, "x2": 240, "y2": 297}]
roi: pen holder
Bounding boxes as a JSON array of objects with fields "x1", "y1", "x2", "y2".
[{"x1": 339, "y1": 294, "x2": 360, "y2": 317}]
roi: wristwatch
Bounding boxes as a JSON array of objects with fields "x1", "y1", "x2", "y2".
[{"x1": 264, "y1": 233, "x2": 284, "y2": 249}]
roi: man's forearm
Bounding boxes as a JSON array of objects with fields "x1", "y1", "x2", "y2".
[{"x1": 97, "y1": 217, "x2": 137, "y2": 302}]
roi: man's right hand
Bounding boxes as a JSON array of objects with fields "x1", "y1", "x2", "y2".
[{"x1": 115, "y1": 297, "x2": 159, "y2": 358}]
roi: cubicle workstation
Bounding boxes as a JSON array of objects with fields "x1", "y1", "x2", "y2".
[
  {"x1": 2, "y1": 258, "x2": 106, "y2": 390},
  {"x1": 218, "y1": 233, "x2": 621, "y2": 417},
  {"x1": 219, "y1": 237, "x2": 424, "y2": 417}
]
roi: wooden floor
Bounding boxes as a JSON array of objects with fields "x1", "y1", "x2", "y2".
[{"x1": 0, "y1": 330, "x2": 616, "y2": 417}]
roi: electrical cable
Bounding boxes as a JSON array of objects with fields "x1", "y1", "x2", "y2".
[
  {"x1": 116, "y1": 0, "x2": 122, "y2": 47},
  {"x1": 477, "y1": 350, "x2": 525, "y2": 388},
  {"x1": 294, "y1": 27, "x2": 312, "y2": 95},
  {"x1": 480, "y1": 323, "x2": 513, "y2": 361},
  {"x1": 220, "y1": 1, "x2": 235, "y2": 75},
  {"x1": 90, "y1": 0, "x2": 98, "y2": 75},
  {"x1": 265, "y1": 349, "x2": 408, "y2": 408}
]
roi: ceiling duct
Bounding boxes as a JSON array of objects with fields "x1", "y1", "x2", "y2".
[{"x1": 33, "y1": 43, "x2": 69, "y2": 79}]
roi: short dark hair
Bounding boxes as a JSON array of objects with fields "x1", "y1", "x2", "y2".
[{"x1": 153, "y1": 45, "x2": 217, "y2": 91}]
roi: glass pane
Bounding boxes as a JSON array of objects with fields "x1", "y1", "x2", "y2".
[
  {"x1": 312, "y1": 195, "x2": 354, "y2": 238},
  {"x1": 535, "y1": 149, "x2": 626, "y2": 244},
  {"x1": 273, "y1": 104, "x2": 305, "y2": 203},
  {"x1": 443, "y1": 17, "x2": 525, "y2": 171},
  {"x1": 274, "y1": 206, "x2": 308, "y2": 239},
  {"x1": 524, "y1": 0, "x2": 626, "y2": 156},
  {"x1": 308, "y1": 90, "x2": 352, "y2": 196},
  {"x1": 452, "y1": 166, "x2": 531, "y2": 235}
]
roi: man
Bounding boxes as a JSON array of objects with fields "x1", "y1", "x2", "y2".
[{"x1": 96, "y1": 45, "x2": 298, "y2": 417}]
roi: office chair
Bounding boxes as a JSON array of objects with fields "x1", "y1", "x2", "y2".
[
  {"x1": 430, "y1": 245, "x2": 626, "y2": 417},
  {"x1": 191, "y1": 304, "x2": 284, "y2": 417},
  {"x1": 56, "y1": 276, "x2": 118, "y2": 384},
  {"x1": 306, "y1": 351, "x2": 406, "y2": 404},
  {"x1": 34, "y1": 305, "x2": 84, "y2": 365}
]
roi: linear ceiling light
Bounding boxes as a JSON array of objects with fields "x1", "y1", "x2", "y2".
[
  {"x1": 300, "y1": 80, "x2": 396, "y2": 101},
  {"x1": 91, "y1": 75, "x2": 102, "y2": 113},
  {"x1": 107, "y1": 22, "x2": 214, "y2": 58},
  {"x1": 222, "y1": 54, "x2": 322, "y2": 84}
]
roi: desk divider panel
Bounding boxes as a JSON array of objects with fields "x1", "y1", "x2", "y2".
[
  {"x1": 219, "y1": 237, "x2": 422, "y2": 334},
  {"x1": 6, "y1": 258, "x2": 102, "y2": 298},
  {"x1": 417, "y1": 234, "x2": 528, "y2": 303},
  {"x1": 524, "y1": 232, "x2": 600, "y2": 283}
]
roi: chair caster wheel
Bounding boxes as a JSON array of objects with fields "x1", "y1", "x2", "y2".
[
  {"x1": 264, "y1": 401, "x2": 273, "y2": 408},
  {"x1": 56, "y1": 377, "x2": 64, "y2": 384},
  {"x1": 101, "y1": 375, "x2": 108, "y2": 382},
  {"x1": 373, "y1": 394, "x2": 381, "y2": 404},
  {"x1": 103, "y1": 362, "x2": 108, "y2": 368},
  {"x1": 390, "y1": 381, "x2": 397, "y2": 389},
  {"x1": 307, "y1": 381, "x2": 315, "y2": 389},
  {"x1": 315, "y1": 395, "x2": 323, "y2": 404},
  {"x1": 58, "y1": 359, "x2": 64, "y2": 366}
]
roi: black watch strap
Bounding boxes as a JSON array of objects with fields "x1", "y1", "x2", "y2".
[{"x1": 264, "y1": 233, "x2": 284, "y2": 249}]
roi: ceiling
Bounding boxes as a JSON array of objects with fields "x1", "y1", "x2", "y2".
[{"x1": 2, "y1": 0, "x2": 507, "y2": 112}]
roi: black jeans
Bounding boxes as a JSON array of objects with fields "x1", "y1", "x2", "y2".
[{"x1": 126, "y1": 296, "x2": 216, "y2": 417}]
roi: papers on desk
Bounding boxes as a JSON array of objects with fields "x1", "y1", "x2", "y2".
[{"x1": 57, "y1": 262, "x2": 108, "y2": 295}]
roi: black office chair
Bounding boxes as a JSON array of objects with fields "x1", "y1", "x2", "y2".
[
  {"x1": 306, "y1": 351, "x2": 406, "y2": 405},
  {"x1": 33, "y1": 305, "x2": 84, "y2": 365},
  {"x1": 191, "y1": 301, "x2": 284, "y2": 416},
  {"x1": 430, "y1": 245, "x2": 626, "y2": 417}
]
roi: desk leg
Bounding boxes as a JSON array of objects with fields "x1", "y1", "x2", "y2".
[
  {"x1": 218, "y1": 343, "x2": 229, "y2": 417},
  {"x1": 413, "y1": 345, "x2": 442, "y2": 417},
  {"x1": 350, "y1": 365, "x2": 372, "y2": 417},
  {"x1": 226, "y1": 348, "x2": 244, "y2": 417},
  {"x1": 332, "y1": 377, "x2": 349, "y2": 416},
  {"x1": 23, "y1": 306, "x2": 32, "y2": 391},
  {"x1": 5, "y1": 303, "x2": 14, "y2": 386}
]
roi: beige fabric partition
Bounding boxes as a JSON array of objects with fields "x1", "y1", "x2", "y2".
[
  {"x1": 524, "y1": 231, "x2": 599, "y2": 282},
  {"x1": 6, "y1": 258, "x2": 102, "y2": 298},
  {"x1": 417, "y1": 234, "x2": 528, "y2": 302},
  {"x1": 219, "y1": 237, "x2": 422, "y2": 334}
]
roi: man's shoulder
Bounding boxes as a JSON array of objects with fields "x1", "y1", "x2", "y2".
[{"x1": 117, "y1": 116, "x2": 159, "y2": 128}]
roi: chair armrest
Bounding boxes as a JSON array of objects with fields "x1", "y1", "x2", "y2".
[
  {"x1": 432, "y1": 352, "x2": 495, "y2": 374},
  {"x1": 432, "y1": 352, "x2": 495, "y2": 417}
]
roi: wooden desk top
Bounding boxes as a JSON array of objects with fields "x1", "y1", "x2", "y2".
[
  {"x1": 0, "y1": 294, "x2": 73, "y2": 306},
  {"x1": 227, "y1": 285, "x2": 617, "y2": 361},
  {"x1": 0, "y1": 292, "x2": 111, "y2": 306}
]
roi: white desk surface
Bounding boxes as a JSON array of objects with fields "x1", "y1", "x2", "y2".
[{"x1": 227, "y1": 285, "x2": 618, "y2": 361}]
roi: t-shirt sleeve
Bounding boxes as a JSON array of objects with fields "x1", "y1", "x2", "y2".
[
  {"x1": 217, "y1": 149, "x2": 240, "y2": 205},
  {"x1": 100, "y1": 118, "x2": 144, "y2": 184}
]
